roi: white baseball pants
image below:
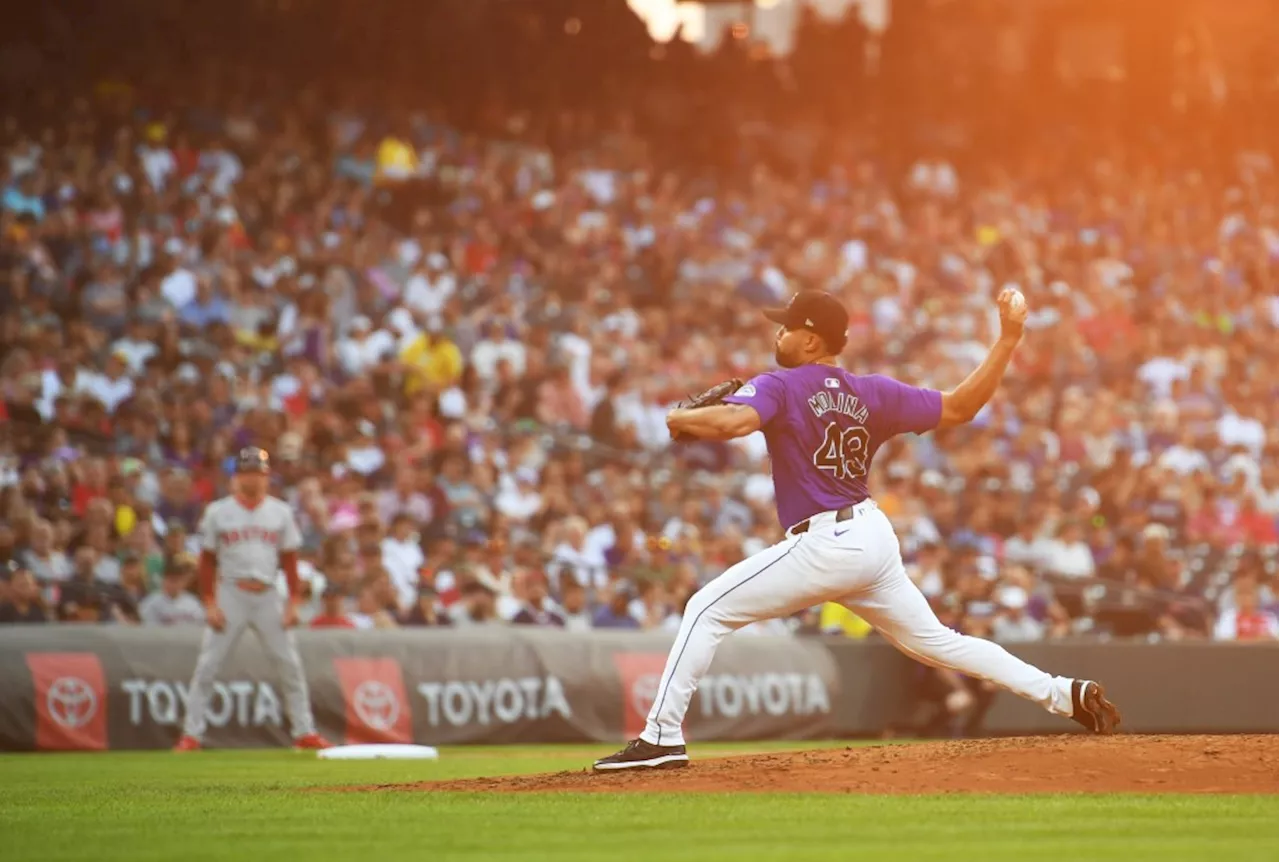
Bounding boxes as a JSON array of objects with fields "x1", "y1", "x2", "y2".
[
  {"x1": 642, "y1": 500, "x2": 1074, "y2": 747},
  {"x1": 182, "y1": 582, "x2": 316, "y2": 740}
]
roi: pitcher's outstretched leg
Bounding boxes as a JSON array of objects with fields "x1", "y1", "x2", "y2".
[{"x1": 847, "y1": 569, "x2": 1121, "y2": 734}]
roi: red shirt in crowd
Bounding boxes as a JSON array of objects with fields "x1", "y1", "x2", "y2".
[
  {"x1": 1187, "y1": 506, "x2": 1240, "y2": 547},
  {"x1": 464, "y1": 240, "x2": 497, "y2": 276},
  {"x1": 190, "y1": 471, "x2": 216, "y2": 504},
  {"x1": 72, "y1": 482, "x2": 108, "y2": 517},
  {"x1": 1234, "y1": 612, "x2": 1276, "y2": 641},
  {"x1": 173, "y1": 145, "x2": 200, "y2": 178},
  {"x1": 310, "y1": 614, "x2": 356, "y2": 630},
  {"x1": 1239, "y1": 510, "x2": 1278, "y2": 545},
  {"x1": 282, "y1": 389, "x2": 311, "y2": 418},
  {"x1": 1079, "y1": 313, "x2": 1137, "y2": 355}
]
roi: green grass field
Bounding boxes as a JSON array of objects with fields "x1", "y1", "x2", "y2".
[{"x1": 1, "y1": 742, "x2": 1274, "y2": 862}]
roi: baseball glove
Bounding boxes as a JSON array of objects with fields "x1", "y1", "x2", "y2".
[
  {"x1": 671, "y1": 378, "x2": 745, "y2": 441},
  {"x1": 679, "y1": 378, "x2": 745, "y2": 410}
]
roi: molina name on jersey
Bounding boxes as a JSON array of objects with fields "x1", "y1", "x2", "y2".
[
  {"x1": 806, "y1": 388, "x2": 870, "y2": 423},
  {"x1": 723, "y1": 365, "x2": 942, "y2": 529}
]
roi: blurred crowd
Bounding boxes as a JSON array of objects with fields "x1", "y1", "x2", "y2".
[{"x1": 0, "y1": 3, "x2": 1277, "y2": 647}]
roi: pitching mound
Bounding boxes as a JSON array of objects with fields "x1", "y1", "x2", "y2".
[{"x1": 346, "y1": 735, "x2": 1278, "y2": 795}]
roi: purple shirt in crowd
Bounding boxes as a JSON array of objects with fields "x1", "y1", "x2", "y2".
[{"x1": 724, "y1": 365, "x2": 942, "y2": 529}]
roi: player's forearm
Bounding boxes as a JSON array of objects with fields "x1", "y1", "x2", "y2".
[
  {"x1": 198, "y1": 551, "x2": 217, "y2": 604},
  {"x1": 941, "y1": 336, "x2": 1020, "y2": 426},
  {"x1": 281, "y1": 551, "x2": 300, "y2": 604},
  {"x1": 667, "y1": 405, "x2": 758, "y2": 440}
]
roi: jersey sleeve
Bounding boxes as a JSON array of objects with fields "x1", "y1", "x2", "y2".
[
  {"x1": 198, "y1": 502, "x2": 219, "y2": 551},
  {"x1": 279, "y1": 503, "x2": 303, "y2": 552},
  {"x1": 867, "y1": 374, "x2": 943, "y2": 436},
  {"x1": 722, "y1": 373, "x2": 786, "y2": 428}
]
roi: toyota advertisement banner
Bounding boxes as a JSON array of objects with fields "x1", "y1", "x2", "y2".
[{"x1": 0, "y1": 627, "x2": 838, "y2": 751}]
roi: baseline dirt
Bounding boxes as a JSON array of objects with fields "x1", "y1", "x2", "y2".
[{"x1": 336, "y1": 735, "x2": 1278, "y2": 795}]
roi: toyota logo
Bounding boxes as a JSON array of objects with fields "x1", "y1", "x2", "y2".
[
  {"x1": 352, "y1": 680, "x2": 399, "y2": 731},
  {"x1": 47, "y1": 676, "x2": 98, "y2": 729},
  {"x1": 630, "y1": 673, "x2": 661, "y2": 719}
]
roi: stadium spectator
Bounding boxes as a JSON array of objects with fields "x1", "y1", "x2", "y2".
[
  {"x1": 991, "y1": 586, "x2": 1045, "y2": 643},
  {"x1": 20, "y1": 519, "x2": 71, "y2": 588},
  {"x1": 310, "y1": 585, "x2": 357, "y2": 630},
  {"x1": 592, "y1": 583, "x2": 642, "y2": 630},
  {"x1": 449, "y1": 580, "x2": 500, "y2": 627},
  {"x1": 137, "y1": 565, "x2": 206, "y2": 627},
  {"x1": 557, "y1": 579, "x2": 593, "y2": 633},
  {"x1": 1043, "y1": 523, "x2": 1097, "y2": 580},
  {"x1": 0, "y1": 567, "x2": 49, "y2": 624},
  {"x1": 401, "y1": 584, "x2": 450, "y2": 627},
  {"x1": 1214, "y1": 577, "x2": 1279, "y2": 641},
  {"x1": 509, "y1": 570, "x2": 567, "y2": 627},
  {"x1": 381, "y1": 513, "x2": 426, "y2": 611}
]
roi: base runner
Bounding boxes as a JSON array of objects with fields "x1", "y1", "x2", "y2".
[
  {"x1": 594, "y1": 289, "x2": 1120, "y2": 771},
  {"x1": 174, "y1": 447, "x2": 330, "y2": 751}
]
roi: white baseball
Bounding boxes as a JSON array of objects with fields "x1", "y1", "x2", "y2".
[{"x1": 1006, "y1": 288, "x2": 1026, "y2": 314}]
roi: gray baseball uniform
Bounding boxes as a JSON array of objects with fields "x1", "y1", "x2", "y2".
[{"x1": 182, "y1": 495, "x2": 316, "y2": 740}]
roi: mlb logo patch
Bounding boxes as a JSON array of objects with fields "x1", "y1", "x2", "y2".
[
  {"x1": 734, "y1": 384, "x2": 757, "y2": 397},
  {"x1": 825, "y1": 378, "x2": 840, "y2": 389}
]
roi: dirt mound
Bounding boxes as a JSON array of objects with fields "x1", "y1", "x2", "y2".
[{"x1": 346, "y1": 735, "x2": 1278, "y2": 795}]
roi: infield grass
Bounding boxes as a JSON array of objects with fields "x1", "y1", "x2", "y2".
[{"x1": 0, "y1": 742, "x2": 1274, "y2": 862}]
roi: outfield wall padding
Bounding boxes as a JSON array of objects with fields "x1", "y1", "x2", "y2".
[
  {"x1": 0, "y1": 627, "x2": 1273, "y2": 750},
  {"x1": 0, "y1": 627, "x2": 837, "y2": 750}
]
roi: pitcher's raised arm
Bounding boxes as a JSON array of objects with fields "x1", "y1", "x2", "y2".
[{"x1": 939, "y1": 287, "x2": 1027, "y2": 429}]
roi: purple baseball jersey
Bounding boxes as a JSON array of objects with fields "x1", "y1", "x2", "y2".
[{"x1": 723, "y1": 365, "x2": 942, "y2": 529}]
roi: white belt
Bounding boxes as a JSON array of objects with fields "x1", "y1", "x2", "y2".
[{"x1": 786, "y1": 499, "x2": 878, "y2": 538}]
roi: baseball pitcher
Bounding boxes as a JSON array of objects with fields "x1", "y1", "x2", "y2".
[
  {"x1": 173, "y1": 447, "x2": 330, "y2": 751},
  {"x1": 595, "y1": 289, "x2": 1120, "y2": 771}
]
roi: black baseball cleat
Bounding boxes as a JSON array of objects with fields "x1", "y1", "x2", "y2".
[
  {"x1": 593, "y1": 738, "x2": 690, "y2": 772},
  {"x1": 1070, "y1": 680, "x2": 1121, "y2": 734}
]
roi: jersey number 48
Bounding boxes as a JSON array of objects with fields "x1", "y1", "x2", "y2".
[{"x1": 812, "y1": 422, "x2": 870, "y2": 480}]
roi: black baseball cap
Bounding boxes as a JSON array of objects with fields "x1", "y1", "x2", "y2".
[
  {"x1": 235, "y1": 447, "x2": 271, "y2": 474},
  {"x1": 763, "y1": 291, "x2": 849, "y2": 354}
]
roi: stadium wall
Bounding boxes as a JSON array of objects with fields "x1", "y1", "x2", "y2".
[{"x1": 0, "y1": 628, "x2": 1273, "y2": 750}]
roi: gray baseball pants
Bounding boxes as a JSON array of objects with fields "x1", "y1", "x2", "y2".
[{"x1": 182, "y1": 581, "x2": 316, "y2": 740}]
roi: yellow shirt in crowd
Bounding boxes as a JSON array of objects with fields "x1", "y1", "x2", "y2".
[
  {"x1": 114, "y1": 504, "x2": 137, "y2": 537},
  {"x1": 376, "y1": 136, "x2": 418, "y2": 182},
  {"x1": 819, "y1": 602, "x2": 872, "y2": 638},
  {"x1": 877, "y1": 489, "x2": 904, "y2": 519},
  {"x1": 401, "y1": 334, "x2": 463, "y2": 395}
]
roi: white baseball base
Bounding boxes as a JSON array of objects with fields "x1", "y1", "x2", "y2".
[{"x1": 316, "y1": 744, "x2": 440, "y2": 760}]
